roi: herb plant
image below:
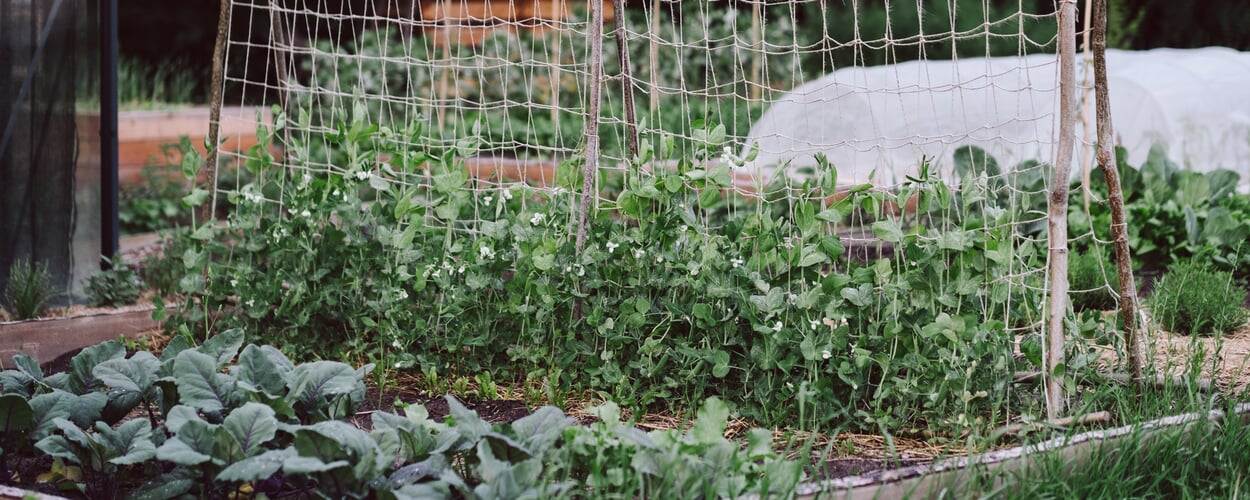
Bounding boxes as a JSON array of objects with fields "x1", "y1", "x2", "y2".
[
  {"x1": 3, "y1": 258, "x2": 54, "y2": 320},
  {"x1": 1147, "y1": 261, "x2": 1248, "y2": 335}
]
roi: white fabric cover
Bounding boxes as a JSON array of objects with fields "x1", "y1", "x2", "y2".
[{"x1": 741, "y1": 47, "x2": 1250, "y2": 191}]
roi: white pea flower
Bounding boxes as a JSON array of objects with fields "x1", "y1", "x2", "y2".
[
  {"x1": 396, "y1": 289, "x2": 409, "y2": 300},
  {"x1": 730, "y1": 257, "x2": 743, "y2": 268},
  {"x1": 605, "y1": 241, "x2": 619, "y2": 253},
  {"x1": 656, "y1": 255, "x2": 664, "y2": 263},
  {"x1": 457, "y1": 265, "x2": 466, "y2": 274},
  {"x1": 772, "y1": 321, "x2": 783, "y2": 333},
  {"x1": 530, "y1": 213, "x2": 547, "y2": 225},
  {"x1": 300, "y1": 209, "x2": 311, "y2": 218},
  {"x1": 332, "y1": 189, "x2": 341, "y2": 197},
  {"x1": 633, "y1": 248, "x2": 645, "y2": 259},
  {"x1": 679, "y1": 225, "x2": 688, "y2": 233},
  {"x1": 246, "y1": 299, "x2": 256, "y2": 308},
  {"x1": 576, "y1": 265, "x2": 585, "y2": 277},
  {"x1": 809, "y1": 319, "x2": 820, "y2": 330},
  {"x1": 564, "y1": 266, "x2": 573, "y2": 273},
  {"x1": 787, "y1": 293, "x2": 798, "y2": 304},
  {"x1": 502, "y1": 189, "x2": 514, "y2": 200},
  {"x1": 356, "y1": 170, "x2": 369, "y2": 180},
  {"x1": 483, "y1": 195, "x2": 493, "y2": 206},
  {"x1": 821, "y1": 349, "x2": 833, "y2": 360},
  {"x1": 479, "y1": 245, "x2": 495, "y2": 260}
]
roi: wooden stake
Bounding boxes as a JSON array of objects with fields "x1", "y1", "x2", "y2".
[
  {"x1": 1092, "y1": 0, "x2": 1145, "y2": 382},
  {"x1": 612, "y1": 0, "x2": 638, "y2": 160},
  {"x1": 1046, "y1": 0, "x2": 1080, "y2": 420},
  {"x1": 648, "y1": 0, "x2": 660, "y2": 117},
  {"x1": 576, "y1": 0, "x2": 605, "y2": 254},
  {"x1": 201, "y1": 0, "x2": 232, "y2": 223}
]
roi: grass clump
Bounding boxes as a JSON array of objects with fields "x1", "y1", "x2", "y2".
[
  {"x1": 1147, "y1": 261, "x2": 1249, "y2": 335},
  {"x1": 1002, "y1": 406, "x2": 1250, "y2": 498},
  {"x1": 3, "y1": 258, "x2": 54, "y2": 320},
  {"x1": 84, "y1": 256, "x2": 144, "y2": 307},
  {"x1": 1069, "y1": 247, "x2": 1119, "y2": 312}
]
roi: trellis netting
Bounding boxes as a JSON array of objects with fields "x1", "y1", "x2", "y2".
[{"x1": 211, "y1": 0, "x2": 1116, "y2": 423}]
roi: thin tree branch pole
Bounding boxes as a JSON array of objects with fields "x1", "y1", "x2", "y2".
[
  {"x1": 648, "y1": 0, "x2": 660, "y2": 117},
  {"x1": 612, "y1": 0, "x2": 639, "y2": 160},
  {"x1": 1046, "y1": 0, "x2": 1080, "y2": 420},
  {"x1": 269, "y1": 2, "x2": 290, "y2": 162},
  {"x1": 200, "y1": 0, "x2": 232, "y2": 223},
  {"x1": 576, "y1": 0, "x2": 606, "y2": 254},
  {"x1": 1092, "y1": 0, "x2": 1144, "y2": 381}
]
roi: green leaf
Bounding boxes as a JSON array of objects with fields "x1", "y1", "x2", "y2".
[
  {"x1": 745, "y1": 428, "x2": 774, "y2": 460},
  {"x1": 174, "y1": 350, "x2": 238, "y2": 412},
  {"x1": 198, "y1": 328, "x2": 246, "y2": 368},
  {"x1": 13, "y1": 353, "x2": 43, "y2": 384},
  {"x1": 446, "y1": 396, "x2": 491, "y2": 445},
  {"x1": 508, "y1": 407, "x2": 572, "y2": 453},
  {"x1": 156, "y1": 418, "x2": 216, "y2": 466},
  {"x1": 217, "y1": 448, "x2": 297, "y2": 482},
  {"x1": 692, "y1": 397, "x2": 729, "y2": 445},
  {"x1": 285, "y1": 361, "x2": 360, "y2": 411},
  {"x1": 68, "y1": 341, "x2": 126, "y2": 394},
  {"x1": 871, "y1": 219, "x2": 904, "y2": 243},
  {"x1": 129, "y1": 474, "x2": 195, "y2": 500},
  {"x1": 181, "y1": 188, "x2": 211, "y2": 208},
  {"x1": 282, "y1": 454, "x2": 350, "y2": 475},
  {"x1": 30, "y1": 390, "x2": 105, "y2": 434},
  {"x1": 0, "y1": 394, "x2": 34, "y2": 433},
  {"x1": 101, "y1": 419, "x2": 156, "y2": 465},
  {"x1": 237, "y1": 345, "x2": 294, "y2": 398},
  {"x1": 94, "y1": 351, "x2": 160, "y2": 395},
  {"x1": 222, "y1": 403, "x2": 279, "y2": 459},
  {"x1": 698, "y1": 187, "x2": 720, "y2": 209},
  {"x1": 369, "y1": 173, "x2": 391, "y2": 192}
]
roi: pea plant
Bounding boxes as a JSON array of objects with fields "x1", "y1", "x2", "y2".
[{"x1": 171, "y1": 101, "x2": 1048, "y2": 434}]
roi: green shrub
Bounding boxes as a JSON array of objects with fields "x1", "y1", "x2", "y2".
[
  {"x1": 1147, "y1": 261, "x2": 1249, "y2": 335},
  {"x1": 3, "y1": 258, "x2": 54, "y2": 320},
  {"x1": 84, "y1": 256, "x2": 144, "y2": 308},
  {"x1": 1070, "y1": 247, "x2": 1120, "y2": 312}
]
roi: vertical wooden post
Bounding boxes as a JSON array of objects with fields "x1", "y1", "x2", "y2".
[
  {"x1": 1092, "y1": 0, "x2": 1144, "y2": 382},
  {"x1": 576, "y1": 0, "x2": 605, "y2": 254},
  {"x1": 612, "y1": 0, "x2": 638, "y2": 159},
  {"x1": 1046, "y1": 0, "x2": 1079, "y2": 420},
  {"x1": 749, "y1": 1, "x2": 763, "y2": 102},
  {"x1": 648, "y1": 0, "x2": 660, "y2": 117}
]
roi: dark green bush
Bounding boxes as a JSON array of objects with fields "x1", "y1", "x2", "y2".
[
  {"x1": 84, "y1": 256, "x2": 144, "y2": 308},
  {"x1": 1070, "y1": 247, "x2": 1120, "y2": 312}
]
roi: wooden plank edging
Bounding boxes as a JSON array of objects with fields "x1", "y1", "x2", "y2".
[
  {"x1": 0, "y1": 307, "x2": 160, "y2": 368},
  {"x1": 755, "y1": 402, "x2": 1250, "y2": 499}
]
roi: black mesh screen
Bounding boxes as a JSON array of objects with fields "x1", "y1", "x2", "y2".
[{"x1": 0, "y1": 1, "x2": 101, "y2": 306}]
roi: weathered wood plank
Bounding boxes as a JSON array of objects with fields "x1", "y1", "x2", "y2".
[{"x1": 0, "y1": 307, "x2": 159, "y2": 368}]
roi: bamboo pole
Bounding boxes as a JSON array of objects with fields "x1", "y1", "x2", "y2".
[
  {"x1": 1092, "y1": 0, "x2": 1144, "y2": 382},
  {"x1": 576, "y1": 0, "x2": 605, "y2": 253},
  {"x1": 1046, "y1": 0, "x2": 1079, "y2": 420},
  {"x1": 612, "y1": 0, "x2": 638, "y2": 159}
]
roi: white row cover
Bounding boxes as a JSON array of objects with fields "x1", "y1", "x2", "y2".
[{"x1": 740, "y1": 47, "x2": 1250, "y2": 191}]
